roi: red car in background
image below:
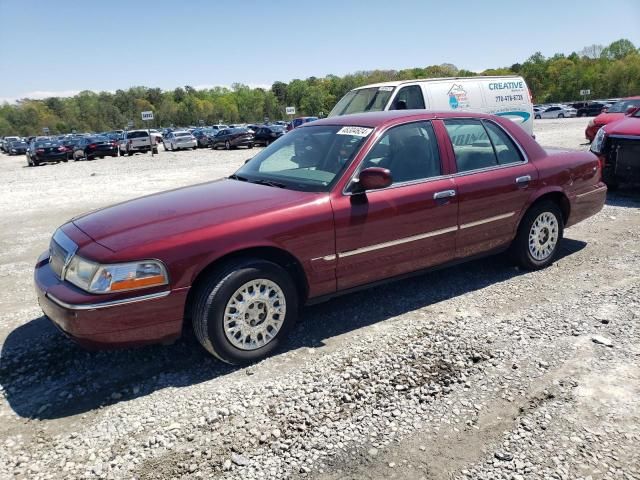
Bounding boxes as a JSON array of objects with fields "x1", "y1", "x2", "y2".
[
  {"x1": 590, "y1": 105, "x2": 640, "y2": 188},
  {"x1": 585, "y1": 96, "x2": 640, "y2": 142},
  {"x1": 35, "y1": 111, "x2": 606, "y2": 365}
]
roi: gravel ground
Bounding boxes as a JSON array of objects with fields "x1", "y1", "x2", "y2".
[{"x1": 0, "y1": 118, "x2": 638, "y2": 480}]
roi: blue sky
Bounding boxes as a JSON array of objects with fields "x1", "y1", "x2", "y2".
[{"x1": 0, "y1": 0, "x2": 639, "y2": 102}]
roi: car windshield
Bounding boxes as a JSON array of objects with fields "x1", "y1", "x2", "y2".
[
  {"x1": 328, "y1": 86, "x2": 395, "y2": 117},
  {"x1": 89, "y1": 136, "x2": 109, "y2": 142},
  {"x1": 269, "y1": 126, "x2": 285, "y2": 132},
  {"x1": 607, "y1": 99, "x2": 640, "y2": 113},
  {"x1": 35, "y1": 142, "x2": 58, "y2": 148},
  {"x1": 175, "y1": 132, "x2": 191, "y2": 137},
  {"x1": 11, "y1": 141, "x2": 26, "y2": 146},
  {"x1": 234, "y1": 125, "x2": 372, "y2": 192}
]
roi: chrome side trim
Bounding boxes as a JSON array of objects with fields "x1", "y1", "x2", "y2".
[
  {"x1": 311, "y1": 254, "x2": 337, "y2": 262},
  {"x1": 338, "y1": 226, "x2": 457, "y2": 258},
  {"x1": 576, "y1": 186, "x2": 607, "y2": 199},
  {"x1": 459, "y1": 211, "x2": 516, "y2": 230},
  {"x1": 46, "y1": 290, "x2": 171, "y2": 311}
]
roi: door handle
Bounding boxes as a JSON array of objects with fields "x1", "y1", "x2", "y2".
[
  {"x1": 433, "y1": 190, "x2": 456, "y2": 200},
  {"x1": 515, "y1": 175, "x2": 531, "y2": 185}
]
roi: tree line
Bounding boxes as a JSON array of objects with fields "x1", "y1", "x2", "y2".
[{"x1": 1, "y1": 39, "x2": 638, "y2": 136}]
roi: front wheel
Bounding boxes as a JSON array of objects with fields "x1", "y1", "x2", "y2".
[
  {"x1": 511, "y1": 201, "x2": 564, "y2": 270},
  {"x1": 558, "y1": 113, "x2": 565, "y2": 118},
  {"x1": 191, "y1": 259, "x2": 298, "y2": 365},
  {"x1": 535, "y1": 114, "x2": 541, "y2": 119},
  {"x1": 225, "y1": 140, "x2": 231, "y2": 150}
]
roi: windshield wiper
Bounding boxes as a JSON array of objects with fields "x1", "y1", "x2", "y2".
[
  {"x1": 228, "y1": 174, "x2": 249, "y2": 182},
  {"x1": 250, "y1": 179, "x2": 287, "y2": 189}
]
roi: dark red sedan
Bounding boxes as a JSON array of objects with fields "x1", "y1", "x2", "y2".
[{"x1": 34, "y1": 111, "x2": 606, "y2": 364}]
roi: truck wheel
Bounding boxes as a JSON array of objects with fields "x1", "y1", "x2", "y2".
[
  {"x1": 191, "y1": 259, "x2": 298, "y2": 365},
  {"x1": 511, "y1": 201, "x2": 564, "y2": 270}
]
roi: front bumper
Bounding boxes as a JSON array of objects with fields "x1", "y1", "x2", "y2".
[{"x1": 34, "y1": 252, "x2": 187, "y2": 349}]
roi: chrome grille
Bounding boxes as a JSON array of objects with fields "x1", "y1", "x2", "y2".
[{"x1": 49, "y1": 229, "x2": 78, "y2": 279}]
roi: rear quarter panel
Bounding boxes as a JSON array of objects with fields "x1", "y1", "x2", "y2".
[{"x1": 530, "y1": 149, "x2": 605, "y2": 227}]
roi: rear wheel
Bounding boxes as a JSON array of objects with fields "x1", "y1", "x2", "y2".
[
  {"x1": 511, "y1": 201, "x2": 564, "y2": 270},
  {"x1": 247, "y1": 143, "x2": 253, "y2": 149},
  {"x1": 535, "y1": 114, "x2": 541, "y2": 119},
  {"x1": 558, "y1": 113, "x2": 565, "y2": 118},
  {"x1": 225, "y1": 140, "x2": 231, "y2": 150},
  {"x1": 191, "y1": 259, "x2": 298, "y2": 365}
]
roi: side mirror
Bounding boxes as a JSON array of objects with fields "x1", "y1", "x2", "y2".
[
  {"x1": 625, "y1": 106, "x2": 639, "y2": 115},
  {"x1": 355, "y1": 167, "x2": 392, "y2": 192}
]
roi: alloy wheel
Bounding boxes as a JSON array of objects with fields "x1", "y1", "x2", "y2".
[
  {"x1": 528, "y1": 212, "x2": 559, "y2": 261},
  {"x1": 223, "y1": 279, "x2": 286, "y2": 351}
]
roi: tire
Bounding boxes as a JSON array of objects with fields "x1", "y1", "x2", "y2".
[
  {"x1": 225, "y1": 140, "x2": 231, "y2": 150},
  {"x1": 535, "y1": 115, "x2": 541, "y2": 119},
  {"x1": 247, "y1": 143, "x2": 253, "y2": 149},
  {"x1": 164, "y1": 143, "x2": 169, "y2": 151},
  {"x1": 127, "y1": 151, "x2": 133, "y2": 156},
  {"x1": 511, "y1": 200, "x2": 564, "y2": 270},
  {"x1": 152, "y1": 148, "x2": 159, "y2": 154},
  {"x1": 265, "y1": 140, "x2": 270, "y2": 147},
  {"x1": 26, "y1": 155, "x2": 33, "y2": 167},
  {"x1": 558, "y1": 113, "x2": 564, "y2": 119},
  {"x1": 191, "y1": 259, "x2": 298, "y2": 365}
]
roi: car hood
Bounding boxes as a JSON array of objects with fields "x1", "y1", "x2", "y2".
[
  {"x1": 592, "y1": 112, "x2": 625, "y2": 126},
  {"x1": 603, "y1": 116, "x2": 640, "y2": 136},
  {"x1": 72, "y1": 179, "x2": 315, "y2": 252}
]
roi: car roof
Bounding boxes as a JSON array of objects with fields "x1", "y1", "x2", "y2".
[
  {"x1": 353, "y1": 75, "x2": 522, "y2": 90},
  {"x1": 304, "y1": 110, "x2": 500, "y2": 128}
]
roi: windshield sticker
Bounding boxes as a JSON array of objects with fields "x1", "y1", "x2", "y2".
[
  {"x1": 378, "y1": 86, "x2": 394, "y2": 91},
  {"x1": 337, "y1": 126, "x2": 373, "y2": 137},
  {"x1": 448, "y1": 84, "x2": 470, "y2": 110}
]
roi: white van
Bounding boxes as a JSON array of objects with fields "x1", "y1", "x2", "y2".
[{"x1": 328, "y1": 76, "x2": 534, "y2": 135}]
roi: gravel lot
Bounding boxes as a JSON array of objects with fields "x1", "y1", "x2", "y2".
[{"x1": 1, "y1": 118, "x2": 638, "y2": 480}]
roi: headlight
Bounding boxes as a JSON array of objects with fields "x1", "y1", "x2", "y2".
[
  {"x1": 11, "y1": 149, "x2": 16, "y2": 152},
  {"x1": 590, "y1": 127, "x2": 607, "y2": 154},
  {"x1": 64, "y1": 256, "x2": 168, "y2": 293}
]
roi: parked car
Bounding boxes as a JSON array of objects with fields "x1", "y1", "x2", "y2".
[
  {"x1": 34, "y1": 110, "x2": 605, "y2": 365},
  {"x1": 119, "y1": 130, "x2": 158, "y2": 156},
  {"x1": 329, "y1": 75, "x2": 535, "y2": 135},
  {"x1": 210, "y1": 127, "x2": 254, "y2": 149},
  {"x1": 2, "y1": 136, "x2": 21, "y2": 153},
  {"x1": 253, "y1": 125, "x2": 286, "y2": 146},
  {"x1": 192, "y1": 129, "x2": 215, "y2": 148},
  {"x1": 534, "y1": 105, "x2": 577, "y2": 119},
  {"x1": 72, "y1": 136, "x2": 119, "y2": 160},
  {"x1": 590, "y1": 106, "x2": 640, "y2": 188},
  {"x1": 286, "y1": 117, "x2": 318, "y2": 131},
  {"x1": 26, "y1": 140, "x2": 68, "y2": 166},
  {"x1": 60, "y1": 137, "x2": 84, "y2": 159},
  {"x1": 570, "y1": 102, "x2": 606, "y2": 117},
  {"x1": 6, "y1": 140, "x2": 28, "y2": 155},
  {"x1": 585, "y1": 96, "x2": 640, "y2": 142},
  {"x1": 163, "y1": 131, "x2": 197, "y2": 151}
]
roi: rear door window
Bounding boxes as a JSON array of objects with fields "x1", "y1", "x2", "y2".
[
  {"x1": 483, "y1": 121, "x2": 523, "y2": 165},
  {"x1": 444, "y1": 119, "x2": 496, "y2": 172}
]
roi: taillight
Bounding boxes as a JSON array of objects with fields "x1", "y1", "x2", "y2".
[
  {"x1": 88, "y1": 143, "x2": 96, "y2": 149},
  {"x1": 58, "y1": 146, "x2": 66, "y2": 152},
  {"x1": 36, "y1": 148, "x2": 44, "y2": 153}
]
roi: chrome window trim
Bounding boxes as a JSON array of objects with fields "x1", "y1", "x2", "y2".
[
  {"x1": 340, "y1": 116, "x2": 530, "y2": 196},
  {"x1": 341, "y1": 119, "x2": 444, "y2": 196},
  {"x1": 443, "y1": 118, "x2": 529, "y2": 176},
  {"x1": 46, "y1": 290, "x2": 171, "y2": 311}
]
